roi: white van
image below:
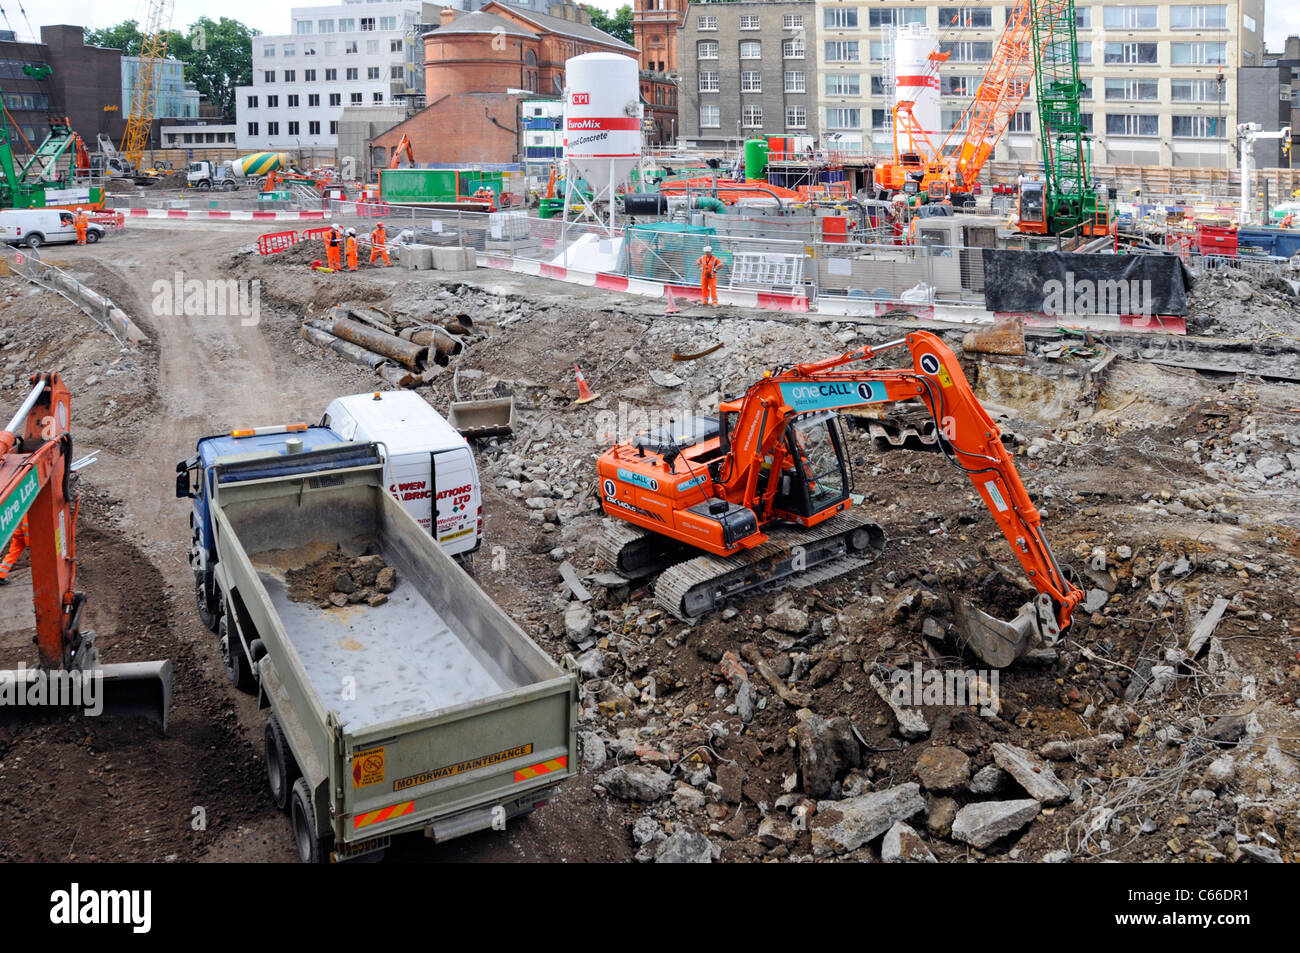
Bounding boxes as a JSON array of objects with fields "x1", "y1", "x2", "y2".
[
  {"x1": 321, "y1": 391, "x2": 483, "y2": 559},
  {"x1": 0, "y1": 209, "x2": 106, "y2": 249}
]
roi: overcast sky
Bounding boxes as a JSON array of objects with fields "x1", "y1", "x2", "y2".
[{"x1": 18, "y1": 0, "x2": 1300, "y2": 49}]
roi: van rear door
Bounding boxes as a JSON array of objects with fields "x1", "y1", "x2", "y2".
[
  {"x1": 385, "y1": 452, "x2": 434, "y2": 533},
  {"x1": 432, "y1": 448, "x2": 480, "y2": 556}
]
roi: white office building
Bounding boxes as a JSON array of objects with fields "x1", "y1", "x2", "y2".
[{"x1": 235, "y1": 0, "x2": 446, "y2": 155}]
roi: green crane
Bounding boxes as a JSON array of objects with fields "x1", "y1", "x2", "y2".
[
  {"x1": 1020, "y1": 0, "x2": 1108, "y2": 236},
  {"x1": 0, "y1": 85, "x2": 104, "y2": 211}
]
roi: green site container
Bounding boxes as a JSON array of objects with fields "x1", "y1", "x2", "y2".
[
  {"x1": 744, "y1": 139, "x2": 769, "y2": 182},
  {"x1": 538, "y1": 197, "x2": 565, "y2": 219},
  {"x1": 379, "y1": 168, "x2": 459, "y2": 204}
]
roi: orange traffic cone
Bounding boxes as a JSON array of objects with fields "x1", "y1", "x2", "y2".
[
  {"x1": 573, "y1": 362, "x2": 599, "y2": 405},
  {"x1": 663, "y1": 285, "x2": 681, "y2": 314}
]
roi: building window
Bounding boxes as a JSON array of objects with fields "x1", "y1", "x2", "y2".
[
  {"x1": 697, "y1": 14, "x2": 716, "y2": 30},
  {"x1": 391, "y1": 65, "x2": 404, "y2": 79},
  {"x1": 740, "y1": 40, "x2": 761, "y2": 59},
  {"x1": 288, "y1": 121, "x2": 299, "y2": 135},
  {"x1": 351, "y1": 93, "x2": 363, "y2": 104},
  {"x1": 825, "y1": 74, "x2": 859, "y2": 96},
  {"x1": 264, "y1": 70, "x2": 275, "y2": 83},
  {"x1": 284, "y1": 70, "x2": 295, "y2": 82},
  {"x1": 826, "y1": 107, "x2": 862, "y2": 130},
  {"x1": 741, "y1": 70, "x2": 761, "y2": 92},
  {"x1": 304, "y1": 44, "x2": 316, "y2": 56},
  {"x1": 941, "y1": 75, "x2": 973, "y2": 96},
  {"x1": 1104, "y1": 78, "x2": 1158, "y2": 101},
  {"x1": 346, "y1": 68, "x2": 359, "y2": 80},
  {"x1": 1105, "y1": 113, "x2": 1159, "y2": 136},
  {"x1": 1170, "y1": 41, "x2": 1226, "y2": 65},
  {"x1": 1103, "y1": 5, "x2": 1158, "y2": 29},
  {"x1": 825, "y1": 41, "x2": 860, "y2": 63},
  {"x1": 380, "y1": 16, "x2": 397, "y2": 30},
  {"x1": 1105, "y1": 42, "x2": 1158, "y2": 65},
  {"x1": 304, "y1": 69, "x2": 316, "y2": 82},
  {"x1": 700, "y1": 103, "x2": 720, "y2": 127},
  {"x1": 338, "y1": 18, "x2": 355, "y2": 31},
  {"x1": 360, "y1": 17, "x2": 375, "y2": 31},
  {"x1": 697, "y1": 40, "x2": 718, "y2": 59},
  {"x1": 940, "y1": 41, "x2": 993, "y2": 62},
  {"x1": 287, "y1": 94, "x2": 299, "y2": 107},
  {"x1": 740, "y1": 15, "x2": 760, "y2": 30},
  {"x1": 309, "y1": 121, "x2": 321, "y2": 135},
  {"x1": 266, "y1": 95, "x2": 279, "y2": 107},
  {"x1": 825, "y1": 8, "x2": 857, "y2": 28},
  {"x1": 1172, "y1": 114, "x2": 1225, "y2": 137},
  {"x1": 267, "y1": 121, "x2": 279, "y2": 135},
  {"x1": 1171, "y1": 4, "x2": 1226, "y2": 28},
  {"x1": 868, "y1": 8, "x2": 925, "y2": 28},
  {"x1": 247, "y1": 95, "x2": 258, "y2": 108},
  {"x1": 940, "y1": 108, "x2": 967, "y2": 132},
  {"x1": 786, "y1": 105, "x2": 806, "y2": 129},
  {"x1": 391, "y1": 39, "x2": 403, "y2": 52},
  {"x1": 329, "y1": 93, "x2": 341, "y2": 106},
  {"x1": 283, "y1": 44, "x2": 295, "y2": 56},
  {"x1": 318, "y1": 19, "x2": 334, "y2": 32},
  {"x1": 330, "y1": 121, "x2": 338, "y2": 134},
  {"x1": 344, "y1": 40, "x2": 358, "y2": 54},
  {"x1": 1075, "y1": 7, "x2": 1091, "y2": 28},
  {"x1": 699, "y1": 70, "x2": 719, "y2": 92},
  {"x1": 783, "y1": 38, "x2": 804, "y2": 58},
  {"x1": 263, "y1": 44, "x2": 275, "y2": 57},
  {"x1": 742, "y1": 104, "x2": 762, "y2": 128},
  {"x1": 368, "y1": 67, "x2": 381, "y2": 79},
  {"x1": 1171, "y1": 78, "x2": 1221, "y2": 102},
  {"x1": 295, "y1": 20, "x2": 312, "y2": 34},
  {"x1": 308, "y1": 93, "x2": 320, "y2": 106},
  {"x1": 325, "y1": 68, "x2": 338, "y2": 81},
  {"x1": 366, "y1": 39, "x2": 379, "y2": 53},
  {"x1": 938, "y1": 7, "x2": 993, "y2": 28},
  {"x1": 1008, "y1": 111, "x2": 1032, "y2": 132},
  {"x1": 782, "y1": 14, "x2": 803, "y2": 29},
  {"x1": 372, "y1": 92, "x2": 382, "y2": 103},
  {"x1": 784, "y1": 70, "x2": 805, "y2": 93},
  {"x1": 247, "y1": 122, "x2": 258, "y2": 136},
  {"x1": 324, "y1": 42, "x2": 337, "y2": 56},
  {"x1": 1077, "y1": 41, "x2": 1092, "y2": 63},
  {"x1": 1243, "y1": 13, "x2": 1257, "y2": 31}
]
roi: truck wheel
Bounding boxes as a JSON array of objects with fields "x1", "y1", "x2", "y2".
[
  {"x1": 218, "y1": 610, "x2": 257, "y2": 693},
  {"x1": 25, "y1": 234, "x2": 42, "y2": 249},
  {"x1": 195, "y1": 571, "x2": 220, "y2": 632},
  {"x1": 197, "y1": 180, "x2": 211, "y2": 191},
  {"x1": 265, "y1": 715, "x2": 300, "y2": 811},
  {"x1": 221, "y1": 180, "x2": 236, "y2": 192},
  {"x1": 85, "y1": 231, "x2": 100, "y2": 244},
  {"x1": 290, "y1": 777, "x2": 333, "y2": 863}
]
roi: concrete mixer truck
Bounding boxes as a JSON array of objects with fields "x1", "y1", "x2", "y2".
[{"x1": 187, "y1": 151, "x2": 294, "y2": 191}]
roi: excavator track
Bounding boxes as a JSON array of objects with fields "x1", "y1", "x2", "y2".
[
  {"x1": 596, "y1": 520, "x2": 696, "y2": 580},
  {"x1": 653, "y1": 510, "x2": 886, "y2": 620}
]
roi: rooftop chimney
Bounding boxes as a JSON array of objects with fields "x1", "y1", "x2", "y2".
[{"x1": 440, "y1": 6, "x2": 457, "y2": 26}]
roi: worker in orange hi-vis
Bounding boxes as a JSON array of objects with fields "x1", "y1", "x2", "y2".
[
  {"x1": 73, "y1": 207, "x2": 88, "y2": 245},
  {"x1": 345, "y1": 228, "x2": 359, "y2": 271},
  {"x1": 369, "y1": 222, "x2": 390, "y2": 266},
  {"x1": 697, "y1": 245, "x2": 721, "y2": 306},
  {"x1": 325, "y1": 224, "x2": 342, "y2": 271},
  {"x1": 0, "y1": 516, "x2": 29, "y2": 585}
]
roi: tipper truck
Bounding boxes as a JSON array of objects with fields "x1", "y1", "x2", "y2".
[{"x1": 176, "y1": 427, "x2": 577, "y2": 862}]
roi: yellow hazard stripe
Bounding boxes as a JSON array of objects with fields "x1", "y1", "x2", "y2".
[
  {"x1": 352, "y1": 800, "x2": 414, "y2": 830},
  {"x1": 514, "y1": 756, "x2": 567, "y2": 783}
]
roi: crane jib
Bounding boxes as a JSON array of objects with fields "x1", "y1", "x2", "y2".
[{"x1": 779, "y1": 381, "x2": 887, "y2": 414}]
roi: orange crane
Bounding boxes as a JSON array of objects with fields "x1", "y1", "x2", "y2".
[
  {"x1": 875, "y1": 0, "x2": 1035, "y2": 204},
  {"x1": 596, "y1": 331, "x2": 1083, "y2": 666},
  {"x1": 0, "y1": 374, "x2": 172, "y2": 727}
]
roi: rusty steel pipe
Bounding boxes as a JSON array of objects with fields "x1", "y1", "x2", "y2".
[
  {"x1": 410, "y1": 325, "x2": 463, "y2": 359},
  {"x1": 330, "y1": 316, "x2": 428, "y2": 371},
  {"x1": 301, "y1": 323, "x2": 388, "y2": 369}
]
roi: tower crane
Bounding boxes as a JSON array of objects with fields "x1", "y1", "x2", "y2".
[{"x1": 121, "y1": 0, "x2": 177, "y2": 173}]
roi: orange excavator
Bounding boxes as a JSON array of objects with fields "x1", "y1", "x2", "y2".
[
  {"x1": 596, "y1": 331, "x2": 1084, "y2": 666},
  {"x1": 0, "y1": 374, "x2": 172, "y2": 727},
  {"x1": 389, "y1": 133, "x2": 415, "y2": 169}
]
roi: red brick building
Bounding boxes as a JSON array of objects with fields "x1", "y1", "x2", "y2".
[{"x1": 632, "y1": 0, "x2": 686, "y2": 146}]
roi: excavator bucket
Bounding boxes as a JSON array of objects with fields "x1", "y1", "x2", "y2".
[
  {"x1": 951, "y1": 592, "x2": 1059, "y2": 668},
  {"x1": 0, "y1": 659, "x2": 172, "y2": 733},
  {"x1": 95, "y1": 660, "x2": 174, "y2": 732}
]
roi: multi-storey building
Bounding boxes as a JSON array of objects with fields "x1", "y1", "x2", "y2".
[
  {"x1": 633, "y1": 0, "x2": 687, "y2": 144},
  {"x1": 235, "y1": 1, "x2": 442, "y2": 154},
  {"x1": 812, "y1": 1, "x2": 1264, "y2": 169},
  {"x1": 679, "y1": 0, "x2": 820, "y2": 147},
  {"x1": 121, "y1": 56, "x2": 199, "y2": 120}
]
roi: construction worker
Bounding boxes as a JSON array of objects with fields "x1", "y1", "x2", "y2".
[
  {"x1": 0, "y1": 516, "x2": 28, "y2": 585},
  {"x1": 345, "y1": 228, "x2": 359, "y2": 272},
  {"x1": 697, "y1": 245, "x2": 720, "y2": 306},
  {"x1": 73, "y1": 206, "x2": 88, "y2": 246},
  {"x1": 369, "y1": 221, "x2": 390, "y2": 267},
  {"x1": 325, "y1": 225, "x2": 342, "y2": 271}
]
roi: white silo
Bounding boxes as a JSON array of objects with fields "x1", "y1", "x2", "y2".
[
  {"x1": 562, "y1": 52, "x2": 642, "y2": 237},
  {"x1": 893, "y1": 24, "x2": 941, "y2": 148}
]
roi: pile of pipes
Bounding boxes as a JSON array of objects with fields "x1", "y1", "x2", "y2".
[{"x1": 301, "y1": 304, "x2": 478, "y2": 388}]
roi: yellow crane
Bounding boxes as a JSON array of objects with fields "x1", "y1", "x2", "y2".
[{"x1": 121, "y1": 0, "x2": 177, "y2": 172}]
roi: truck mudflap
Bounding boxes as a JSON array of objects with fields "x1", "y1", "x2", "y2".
[{"x1": 337, "y1": 679, "x2": 577, "y2": 845}]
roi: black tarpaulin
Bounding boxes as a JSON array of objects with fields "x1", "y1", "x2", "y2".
[{"x1": 981, "y1": 249, "x2": 1194, "y2": 316}]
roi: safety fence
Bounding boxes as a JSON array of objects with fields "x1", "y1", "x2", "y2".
[{"x1": 4, "y1": 250, "x2": 147, "y2": 345}]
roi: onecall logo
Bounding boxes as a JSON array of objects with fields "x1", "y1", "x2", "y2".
[
  {"x1": 602, "y1": 478, "x2": 616, "y2": 496},
  {"x1": 856, "y1": 383, "x2": 876, "y2": 401}
]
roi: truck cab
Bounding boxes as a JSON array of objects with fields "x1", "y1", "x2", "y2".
[
  {"x1": 321, "y1": 391, "x2": 483, "y2": 560},
  {"x1": 187, "y1": 160, "x2": 239, "y2": 191}
]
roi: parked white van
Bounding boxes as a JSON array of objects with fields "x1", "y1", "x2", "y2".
[
  {"x1": 0, "y1": 209, "x2": 106, "y2": 249},
  {"x1": 321, "y1": 391, "x2": 483, "y2": 560}
]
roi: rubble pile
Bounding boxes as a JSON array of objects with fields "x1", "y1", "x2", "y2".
[
  {"x1": 286, "y1": 551, "x2": 398, "y2": 609},
  {"x1": 1186, "y1": 266, "x2": 1300, "y2": 338}
]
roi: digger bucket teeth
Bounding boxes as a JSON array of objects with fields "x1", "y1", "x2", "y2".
[
  {"x1": 0, "y1": 660, "x2": 173, "y2": 733},
  {"x1": 951, "y1": 593, "x2": 1057, "y2": 669}
]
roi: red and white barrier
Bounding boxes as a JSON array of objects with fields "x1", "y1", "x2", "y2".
[{"x1": 120, "y1": 207, "x2": 328, "y2": 221}]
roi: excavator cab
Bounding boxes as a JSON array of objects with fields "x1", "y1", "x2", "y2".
[{"x1": 770, "y1": 411, "x2": 852, "y2": 520}]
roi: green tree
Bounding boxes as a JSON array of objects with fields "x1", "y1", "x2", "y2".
[
  {"x1": 85, "y1": 17, "x2": 257, "y2": 119},
  {"x1": 585, "y1": 4, "x2": 635, "y2": 45}
]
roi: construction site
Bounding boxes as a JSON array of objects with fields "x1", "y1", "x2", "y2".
[{"x1": 0, "y1": 5, "x2": 1298, "y2": 871}]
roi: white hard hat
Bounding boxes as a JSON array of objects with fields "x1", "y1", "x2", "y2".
[
  {"x1": 703, "y1": 245, "x2": 713, "y2": 253},
  {"x1": 347, "y1": 228, "x2": 356, "y2": 235}
]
